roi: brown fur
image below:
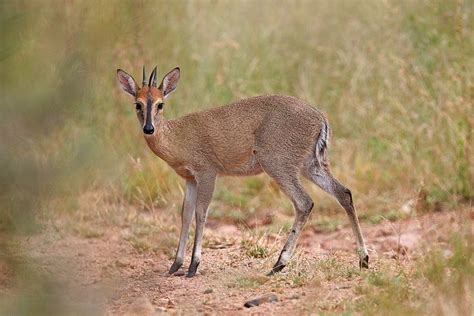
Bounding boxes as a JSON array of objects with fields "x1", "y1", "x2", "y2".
[
  {"x1": 145, "y1": 95, "x2": 325, "y2": 179},
  {"x1": 117, "y1": 67, "x2": 369, "y2": 277},
  {"x1": 136, "y1": 86, "x2": 162, "y2": 104}
]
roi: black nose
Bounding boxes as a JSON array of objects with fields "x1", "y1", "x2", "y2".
[{"x1": 143, "y1": 125, "x2": 154, "y2": 135}]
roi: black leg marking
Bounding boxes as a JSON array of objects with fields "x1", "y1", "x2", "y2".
[
  {"x1": 186, "y1": 260, "x2": 200, "y2": 278},
  {"x1": 168, "y1": 260, "x2": 183, "y2": 275},
  {"x1": 267, "y1": 252, "x2": 287, "y2": 276},
  {"x1": 267, "y1": 262, "x2": 286, "y2": 276},
  {"x1": 359, "y1": 254, "x2": 369, "y2": 269}
]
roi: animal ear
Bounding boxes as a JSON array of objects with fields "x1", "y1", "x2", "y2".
[
  {"x1": 159, "y1": 67, "x2": 180, "y2": 98},
  {"x1": 117, "y1": 69, "x2": 138, "y2": 97}
]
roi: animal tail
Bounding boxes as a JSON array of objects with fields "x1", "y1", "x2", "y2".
[{"x1": 315, "y1": 117, "x2": 330, "y2": 167}]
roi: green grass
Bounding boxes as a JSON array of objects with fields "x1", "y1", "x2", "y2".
[
  {"x1": 241, "y1": 232, "x2": 271, "y2": 259},
  {"x1": 73, "y1": 225, "x2": 104, "y2": 239},
  {"x1": 354, "y1": 271, "x2": 419, "y2": 315},
  {"x1": 2, "y1": 0, "x2": 471, "y2": 223},
  {"x1": 314, "y1": 257, "x2": 361, "y2": 282},
  {"x1": 0, "y1": 0, "x2": 472, "y2": 314},
  {"x1": 311, "y1": 216, "x2": 344, "y2": 233},
  {"x1": 351, "y1": 227, "x2": 473, "y2": 315},
  {"x1": 228, "y1": 275, "x2": 270, "y2": 289}
]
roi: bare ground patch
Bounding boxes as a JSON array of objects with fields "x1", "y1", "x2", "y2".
[{"x1": 0, "y1": 209, "x2": 471, "y2": 315}]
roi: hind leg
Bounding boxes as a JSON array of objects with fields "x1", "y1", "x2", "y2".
[
  {"x1": 303, "y1": 165, "x2": 369, "y2": 268},
  {"x1": 269, "y1": 178, "x2": 314, "y2": 275},
  {"x1": 259, "y1": 164, "x2": 314, "y2": 275}
]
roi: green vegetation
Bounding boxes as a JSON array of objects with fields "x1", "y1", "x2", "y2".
[
  {"x1": 0, "y1": 0, "x2": 472, "y2": 314},
  {"x1": 228, "y1": 275, "x2": 270, "y2": 289},
  {"x1": 352, "y1": 228, "x2": 473, "y2": 315},
  {"x1": 241, "y1": 232, "x2": 271, "y2": 259},
  {"x1": 2, "y1": 0, "x2": 471, "y2": 225}
]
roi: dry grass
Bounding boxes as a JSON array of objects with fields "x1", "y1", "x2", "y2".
[
  {"x1": 3, "y1": 0, "x2": 471, "y2": 218},
  {"x1": 0, "y1": 0, "x2": 473, "y2": 314}
]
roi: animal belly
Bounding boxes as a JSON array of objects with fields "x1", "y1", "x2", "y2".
[{"x1": 219, "y1": 152, "x2": 263, "y2": 176}]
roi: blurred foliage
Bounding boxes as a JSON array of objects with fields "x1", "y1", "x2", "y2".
[
  {"x1": 1, "y1": 0, "x2": 471, "y2": 222},
  {"x1": 0, "y1": 0, "x2": 472, "y2": 314},
  {"x1": 353, "y1": 223, "x2": 473, "y2": 315}
]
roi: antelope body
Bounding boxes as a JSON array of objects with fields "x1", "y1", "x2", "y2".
[{"x1": 117, "y1": 66, "x2": 369, "y2": 277}]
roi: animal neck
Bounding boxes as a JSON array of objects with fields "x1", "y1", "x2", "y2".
[{"x1": 143, "y1": 116, "x2": 172, "y2": 159}]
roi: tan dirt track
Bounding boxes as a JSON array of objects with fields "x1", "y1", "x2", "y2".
[{"x1": 0, "y1": 210, "x2": 466, "y2": 315}]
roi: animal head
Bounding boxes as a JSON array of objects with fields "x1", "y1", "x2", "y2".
[{"x1": 117, "y1": 66, "x2": 180, "y2": 135}]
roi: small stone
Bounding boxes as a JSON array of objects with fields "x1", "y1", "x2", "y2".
[
  {"x1": 173, "y1": 271, "x2": 185, "y2": 276},
  {"x1": 203, "y1": 288, "x2": 213, "y2": 294},
  {"x1": 244, "y1": 294, "x2": 279, "y2": 308}
]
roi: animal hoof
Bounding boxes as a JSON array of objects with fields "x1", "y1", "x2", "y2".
[
  {"x1": 168, "y1": 261, "x2": 183, "y2": 275},
  {"x1": 359, "y1": 255, "x2": 369, "y2": 269},
  {"x1": 267, "y1": 263, "x2": 286, "y2": 276},
  {"x1": 186, "y1": 261, "x2": 200, "y2": 278}
]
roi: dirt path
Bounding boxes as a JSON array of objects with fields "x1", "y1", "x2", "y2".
[{"x1": 1, "y1": 210, "x2": 466, "y2": 315}]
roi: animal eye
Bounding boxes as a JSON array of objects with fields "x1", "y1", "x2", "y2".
[
  {"x1": 158, "y1": 103, "x2": 164, "y2": 110},
  {"x1": 135, "y1": 103, "x2": 142, "y2": 111}
]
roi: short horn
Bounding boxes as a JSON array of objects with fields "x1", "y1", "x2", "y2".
[
  {"x1": 149, "y1": 65, "x2": 157, "y2": 87},
  {"x1": 152, "y1": 66, "x2": 158, "y2": 87},
  {"x1": 142, "y1": 65, "x2": 147, "y2": 86}
]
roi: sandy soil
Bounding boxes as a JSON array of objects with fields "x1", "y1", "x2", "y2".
[{"x1": 0, "y1": 210, "x2": 467, "y2": 315}]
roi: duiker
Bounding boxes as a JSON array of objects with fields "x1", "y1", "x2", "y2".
[{"x1": 117, "y1": 66, "x2": 369, "y2": 277}]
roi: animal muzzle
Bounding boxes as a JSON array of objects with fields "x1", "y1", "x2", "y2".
[{"x1": 143, "y1": 124, "x2": 154, "y2": 135}]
